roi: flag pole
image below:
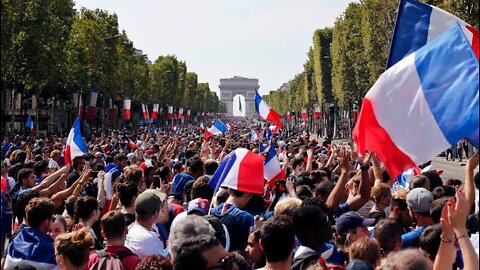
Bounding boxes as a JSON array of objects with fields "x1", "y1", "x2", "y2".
[{"x1": 208, "y1": 154, "x2": 234, "y2": 215}]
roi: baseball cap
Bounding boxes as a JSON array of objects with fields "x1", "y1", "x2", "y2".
[
  {"x1": 135, "y1": 189, "x2": 167, "y2": 216},
  {"x1": 335, "y1": 211, "x2": 375, "y2": 235},
  {"x1": 277, "y1": 141, "x2": 287, "y2": 148},
  {"x1": 127, "y1": 153, "x2": 135, "y2": 162},
  {"x1": 187, "y1": 198, "x2": 210, "y2": 215},
  {"x1": 406, "y1": 187, "x2": 433, "y2": 214}
]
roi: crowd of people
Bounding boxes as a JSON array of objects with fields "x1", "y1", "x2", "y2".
[{"x1": 0, "y1": 119, "x2": 478, "y2": 270}]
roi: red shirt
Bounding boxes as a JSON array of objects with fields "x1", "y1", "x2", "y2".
[{"x1": 86, "y1": 245, "x2": 141, "y2": 270}]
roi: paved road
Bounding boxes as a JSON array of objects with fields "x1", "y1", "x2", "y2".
[
  {"x1": 431, "y1": 156, "x2": 478, "y2": 181},
  {"x1": 320, "y1": 137, "x2": 477, "y2": 181}
]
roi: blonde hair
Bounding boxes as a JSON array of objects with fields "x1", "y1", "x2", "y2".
[
  {"x1": 50, "y1": 150, "x2": 62, "y2": 158},
  {"x1": 349, "y1": 237, "x2": 381, "y2": 267},
  {"x1": 274, "y1": 198, "x2": 302, "y2": 217},
  {"x1": 371, "y1": 183, "x2": 391, "y2": 203},
  {"x1": 54, "y1": 228, "x2": 94, "y2": 267}
]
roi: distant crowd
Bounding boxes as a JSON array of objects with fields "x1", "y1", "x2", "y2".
[{"x1": 1, "y1": 119, "x2": 478, "y2": 270}]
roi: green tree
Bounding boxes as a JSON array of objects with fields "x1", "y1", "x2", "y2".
[
  {"x1": 1, "y1": 0, "x2": 75, "y2": 105},
  {"x1": 361, "y1": 0, "x2": 398, "y2": 86},
  {"x1": 313, "y1": 28, "x2": 333, "y2": 106}
]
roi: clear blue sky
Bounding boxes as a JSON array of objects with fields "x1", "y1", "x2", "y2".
[{"x1": 74, "y1": 0, "x2": 355, "y2": 112}]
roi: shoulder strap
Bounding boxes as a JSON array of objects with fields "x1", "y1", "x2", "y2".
[
  {"x1": 96, "y1": 250, "x2": 108, "y2": 258},
  {"x1": 114, "y1": 249, "x2": 135, "y2": 260}
]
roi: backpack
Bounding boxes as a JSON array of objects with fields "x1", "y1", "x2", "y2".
[{"x1": 88, "y1": 249, "x2": 134, "y2": 270}]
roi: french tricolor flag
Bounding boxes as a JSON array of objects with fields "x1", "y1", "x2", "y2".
[
  {"x1": 142, "y1": 104, "x2": 150, "y2": 120},
  {"x1": 151, "y1": 104, "x2": 159, "y2": 120},
  {"x1": 123, "y1": 99, "x2": 131, "y2": 121},
  {"x1": 86, "y1": 86, "x2": 98, "y2": 121},
  {"x1": 178, "y1": 108, "x2": 184, "y2": 119},
  {"x1": 204, "y1": 119, "x2": 228, "y2": 139},
  {"x1": 255, "y1": 91, "x2": 282, "y2": 129},
  {"x1": 167, "y1": 106, "x2": 173, "y2": 120},
  {"x1": 208, "y1": 148, "x2": 265, "y2": 194},
  {"x1": 4, "y1": 227, "x2": 58, "y2": 270},
  {"x1": 64, "y1": 116, "x2": 87, "y2": 165},
  {"x1": 264, "y1": 142, "x2": 285, "y2": 183},
  {"x1": 388, "y1": 0, "x2": 478, "y2": 67},
  {"x1": 354, "y1": 23, "x2": 479, "y2": 178}
]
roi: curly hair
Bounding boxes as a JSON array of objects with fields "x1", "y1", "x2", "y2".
[
  {"x1": 54, "y1": 228, "x2": 94, "y2": 267},
  {"x1": 135, "y1": 255, "x2": 172, "y2": 270}
]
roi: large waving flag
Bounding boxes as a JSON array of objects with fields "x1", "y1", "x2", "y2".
[
  {"x1": 86, "y1": 86, "x2": 98, "y2": 121},
  {"x1": 264, "y1": 142, "x2": 285, "y2": 183},
  {"x1": 204, "y1": 119, "x2": 228, "y2": 139},
  {"x1": 354, "y1": 23, "x2": 479, "y2": 178},
  {"x1": 208, "y1": 148, "x2": 264, "y2": 194},
  {"x1": 255, "y1": 91, "x2": 282, "y2": 128},
  {"x1": 388, "y1": 0, "x2": 478, "y2": 68},
  {"x1": 64, "y1": 116, "x2": 87, "y2": 166}
]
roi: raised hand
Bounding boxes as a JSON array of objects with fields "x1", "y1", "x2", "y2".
[
  {"x1": 466, "y1": 151, "x2": 479, "y2": 171},
  {"x1": 337, "y1": 146, "x2": 350, "y2": 172},
  {"x1": 357, "y1": 151, "x2": 372, "y2": 168},
  {"x1": 447, "y1": 191, "x2": 469, "y2": 235}
]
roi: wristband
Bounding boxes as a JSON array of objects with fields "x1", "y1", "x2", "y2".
[
  {"x1": 440, "y1": 235, "x2": 455, "y2": 243},
  {"x1": 457, "y1": 235, "x2": 468, "y2": 240},
  {"x1": 360, "y1": 165, "x2": 369, "y2": 171}
]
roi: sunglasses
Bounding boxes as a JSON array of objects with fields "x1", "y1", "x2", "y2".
[{"x1": 206, "y1": 254, "x2": 236, "y2": 270}]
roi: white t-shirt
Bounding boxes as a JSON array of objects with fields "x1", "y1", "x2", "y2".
[
  {"x1": 48, "y1": 159, "x2": 59, "y2": 170},
  {"x1": 125, "y1": 222, "x2": 164, "y2": 258}
]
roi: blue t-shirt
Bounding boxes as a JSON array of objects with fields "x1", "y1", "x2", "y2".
[
  {"x1": 211, "y1": 203, "x2": 254, "y2": 251},
  {"x1": 401, "y1": 226, "x2": 427, "y2": 248}
]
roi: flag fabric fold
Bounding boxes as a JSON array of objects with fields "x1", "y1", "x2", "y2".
[
  {"x1": 264, "y1": 141, "x2": 285, "y2": 183},
  {"x1": 151, "y1": 104, "x2": 159, "y2": 120},
  {"x1": 387, "y1": 0, "x2": 478, "y2": 68},
  {"x1": 204, "y1": 119, "x2": 228, "y2": 139},
  {"x1": 123, "y1": 99, "x2": 131, "y2": 121},
  {"x1": 142, "y1": 104, "x2": 150, "y2": 120},
  {"x1": 255, "y1": 91, "x2": 282, "y2": 128},
  {"x1": 26, "y1": 115, "x2": 33, "y2": 131},
  {"x1": 354, "y1": 23, "x2": 479, "y2": 178},
  {"x1": 4, "y1": 227, "x2": 57, "y2": 270},
  {"x1": 167, "y1": 106, "x2": 173, "y2": 121},
  {"x1": 64, "y1": 116, "x2": 87, "y2": 165},
  {"x1": 208, "y1": 148, "x2": 264, "y2": 194},
  {"x1": 178, "y1": 108, "x2": 184, "y2": 120},
  {"x1": 86, "y1": 86, "x2": 98, "y2": 121}
]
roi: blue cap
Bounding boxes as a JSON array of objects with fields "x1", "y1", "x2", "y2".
[{"x1": 335, "y1": 211, "x2": 375, "y2": 235}]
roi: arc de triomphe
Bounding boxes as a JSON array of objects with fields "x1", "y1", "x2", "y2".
[{"x1": 219, "y1": 76, "x2": 259, "y2": 118}]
